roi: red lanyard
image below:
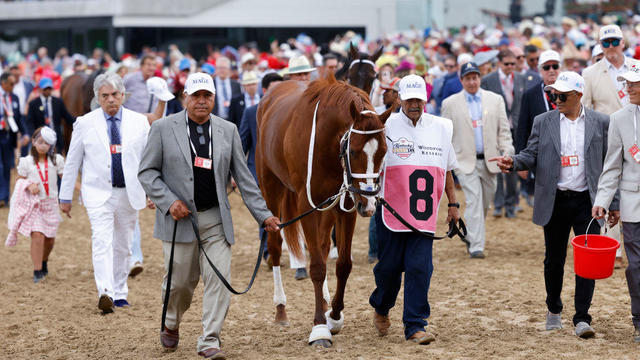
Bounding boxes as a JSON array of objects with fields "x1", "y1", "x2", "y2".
[
  {"x1": 544, "y1": 92, "x2": 557, "y2": 110},
  {"x1": 35, "y1": 160, "x2": 49, "y2": 197}
]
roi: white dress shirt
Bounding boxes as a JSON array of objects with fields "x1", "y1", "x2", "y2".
[
  {"x1": 557, "y1": 107, "x2": 588, "y2": 191},
  {"x1": 603, "y1": 57, "x2": 629, "y2": 106}
]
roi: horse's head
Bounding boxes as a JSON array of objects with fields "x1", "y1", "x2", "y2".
[
  {"x1": 337, "y1": 44, "x2": 382, "y2": 95},
  {"x1": 340, "y1": 101, "x2": 395, "y2": 217}
]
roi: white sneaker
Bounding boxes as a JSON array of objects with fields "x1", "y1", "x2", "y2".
[{"x1": 329, "y1": 247, "x2": 338, "y2": 259}]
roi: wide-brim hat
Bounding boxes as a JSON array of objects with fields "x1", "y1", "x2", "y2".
[
  {"x1": 287, "y1": 55, "x2": 316, "y2": 74},
  {"x1": 241, "y1": 71, "x2": 260, "y2": 85}
]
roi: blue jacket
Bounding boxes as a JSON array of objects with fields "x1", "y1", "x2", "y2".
[
  {"x1": 439, "y1": 72, "x2": 462, "y2": 106},
  {"x1": 238, "y1": 103, "x2": 259, "y2": 182}
]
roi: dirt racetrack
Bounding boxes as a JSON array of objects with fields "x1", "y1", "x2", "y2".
[{"x1": 1, "y1": 189, "x2": 639, "y2": 359}]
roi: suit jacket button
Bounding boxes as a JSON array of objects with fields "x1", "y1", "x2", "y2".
[{"x1": 189, "y1": 177, "x2": 193, "y2": 181}]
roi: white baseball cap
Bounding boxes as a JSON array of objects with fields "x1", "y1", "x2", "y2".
[
  {"x1": 544, "y1": 71, "x2": 585, "y2": 93},
  {"x1": 184, "y1": 72, "x2": 216, "y2": 95},
  {"x1": 617, "y1": 65, "x2": 640, "y2": 82},
  {"x1": 591, "y1": 44, "x2": 603, "y2": 58},
  {"x1": 146, "y1": 76, "x2": 175, "y2": 101},
  {"x1": 538, "y1": 50, "x2": 561, "y2": 67},
  {"x1": 398, "y1": 74, "x2": 428, "y2": 101},
  {"x1": 599, "y1": 24, "x2": 623, "y2": 41}
]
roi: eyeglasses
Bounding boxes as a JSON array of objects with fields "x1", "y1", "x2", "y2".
[
  {"x1": 196, "y1": 125, "x2": 206, "y2": 145},
  {"x1": 542, "y1": 64, "x2": 560, "y2": 71},
  {"x1": 445, "y1": 64, "x2": 456, "y2": 69},
  {"x1": 601, "y1": 38, "x2": 621, "y2": 48},
  {"x1": 548, "y1": 92, "x2": 574, "y2": 103},
  {"x1": 502, "y1": 62, "x2": 516, "y2": 66}
]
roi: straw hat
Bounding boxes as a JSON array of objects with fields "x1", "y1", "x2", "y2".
[
  {"x1": 287, "y1": 55, "x2": 316, "y2": 74},
  {"x1": 241, "y1": 71, "x2": 260, "y2": 85}
]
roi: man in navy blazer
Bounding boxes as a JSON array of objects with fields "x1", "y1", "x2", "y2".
[
  {"x1": 239, "y1": 73, "x2": 283, "y2": 182},
  {"x1": 0, "y1": 72, "x2": 29, "y2": 205},
  {"x1": 26, "y1": 77, "x2": 75, "y2": 154}
]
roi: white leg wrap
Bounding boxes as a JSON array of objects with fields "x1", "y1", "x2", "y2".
[
  {"x1": 272, "y1": 266, "x2": 286, "y2": 306},
  {"x1": 322, "y1": 276, "x2": 331, "y2": 305},
  {"x1": 308, "y1": 324, "x2": 332, "y2": 344},
  {"x1": 325, "y1": 309, "x2": 344, "y2": 335}
]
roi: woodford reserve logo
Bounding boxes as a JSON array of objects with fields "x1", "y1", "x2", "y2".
[{"x1": 392, "y1": 137, "x2": 414, "y2": 159}]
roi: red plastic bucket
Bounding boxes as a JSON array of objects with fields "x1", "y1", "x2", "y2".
[{"x1": 571, "y1": 229, "x2": 620, "y2": 280}]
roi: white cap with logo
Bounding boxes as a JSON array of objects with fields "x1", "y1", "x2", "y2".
[
  {"x1": 146, "y1": 76, "x2": 175, "y2": 101},
  {"x1": 538, "y1": 50, "x2": 561, "y2": 66},
  {"x1": 544, "y1": 71, "x2": 585, "y2": 93},
  {"x1": 617, "y1": 65, "x2": 640, "y2": 83},
  {"x1": 184, "y1": 72, "x2": 216, "y2": 95},
  {"x1": 599, "y1": 24, "x2": 623, "y2": 41},
  {"x1": 398, "y1": 74, "x2": 428, "y2": 101}
]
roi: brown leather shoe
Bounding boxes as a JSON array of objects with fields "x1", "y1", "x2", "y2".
[
  {"x1": 408, "y1": 330, "x2": 435, "y2": 345},
  {"x1": 198, "y1": 347, "x2": 226, "y2": 359},
  {"x1": 615, "y1": 257, "x2": 625, "y2": 269},
  {"x1": 373, "y1": 312, "x2": 390, "y2": 336},
  {"x1": 160, "y1": 326, "x2": 179, "y2": 352},
  {"x1": 98, "y1": 294, "x2": 114, "y2": 314}
]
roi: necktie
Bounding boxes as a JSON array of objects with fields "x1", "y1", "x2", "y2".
[
  {"x1": 44, "y1": 98, "x2": 51, "y2": 126},
  {"x1": 222, "y1": 80, "x2": 229, "y2": 102},
  {"x1": 108, "y1": 116, "x2": 125, "y2": 187}
]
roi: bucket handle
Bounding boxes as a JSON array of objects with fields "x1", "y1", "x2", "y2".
[{"x1": 583, "y1": 217, "x2": 600, "y2": 247}]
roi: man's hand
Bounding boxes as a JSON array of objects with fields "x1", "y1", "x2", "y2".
[
  {"x1": 146, "y1": 198, "x2": 156, "y2": 209},
  {"x1": 488, "y1": 155, "x2": 513, "y2": 173},
  {"x1": 169, "y1": 200, "x2": 191, "y2": 220},
  {"x1": 20, "y1": 135, "x2": 30, "y2": 147},
  {"x1": 263, "y1": 216, "x2": 281, "y2": 233},
  {"x1": 446, "y1": 206, "x2": 460, "y2": 223},
  {"x1": 60, "y1": 202, "x2": 72, "y2": 218},
  {"x1": 28, "y1": 183, "x2": 40, "y2": 195},
  {"x1": 517, "y1": 170, "x2": 528, "y2": 180},
  {"x1": 608, "y1": 210, "x2": 620, "y2": 227},
  {"x1": 592, "y1": 206, "x2": 606, "y2": 219}
]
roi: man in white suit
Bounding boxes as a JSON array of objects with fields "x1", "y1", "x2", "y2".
[
  {"x1": 593, "y1": 67, "x2": 640, "y2": 342},
  {"x1": 582, "y1": 24, "x2": 640, "y2": 268},
  {"x1": 442, "y1": 62, "x2": 514, "y2": 259},
  {"x1": 59, "y1": 72, "x2": 150, "y2": 314}
]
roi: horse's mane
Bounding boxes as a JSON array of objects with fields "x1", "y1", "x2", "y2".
[{"x1": 302, "y1": 74, "x2": 372, "y2": 114}]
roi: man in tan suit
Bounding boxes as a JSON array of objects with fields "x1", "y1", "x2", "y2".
[
  {"x1": 593, "y1": 67, "x2": 640, "y2": 343},
  {"x1": 582, "y1": 24, "x2": 640, "y2": 267},
  {"x1": 442, "y1": 62, "x2": 514, "y2": 258}
]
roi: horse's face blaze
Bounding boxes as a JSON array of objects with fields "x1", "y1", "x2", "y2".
[{"x1": 349, "y1": 132, "x2": 387, "y2": 217}]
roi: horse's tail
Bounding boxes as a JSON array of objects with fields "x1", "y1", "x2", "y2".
[{"x1": 281, "y1": 191, "x2": 304, "y2": 260}]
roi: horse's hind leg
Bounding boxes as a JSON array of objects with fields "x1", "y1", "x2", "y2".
[{"x1": 327, "y1": 211, "x2": 357, "y2": 335}]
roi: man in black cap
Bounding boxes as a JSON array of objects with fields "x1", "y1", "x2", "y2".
[{"x1": 442, "y1": 62, "x2": 514, "y2": 259}]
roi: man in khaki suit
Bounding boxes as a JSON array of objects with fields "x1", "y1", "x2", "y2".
[
  {"x1": 582, "y1": 24, "x2": 640, "y2": 267},
  {"x1": 593, "y1": 67, "x2": 640, "y2": 343},
  {"x1": 442, "y1": 62, "x2": 514, "y2": 258}
]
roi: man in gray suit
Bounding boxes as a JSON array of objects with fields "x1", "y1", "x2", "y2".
[
  {"x1": 138, "y1": 72, "x2": 280, "y2": 359},
  {"x1": 491, "y1": 71, "x2": 618, "y2": 339},
  {"x1": 481, "y1": 49, "x2": 526, "y2": 217},
  {"x1": 593, "y1": 67, "x2": 640, "y2": 342}
]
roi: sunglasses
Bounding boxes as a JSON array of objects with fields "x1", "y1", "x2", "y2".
[
  {"x1": 502, "y1": 62, "x2": 516, "y2": 66},
  {"x1": 542, "y1": 64, "x2": 560, "y2": 71},
  {"x1": 601, "y1": 38, "x2": 621, "y2": 48},
  {"x1": 548, "y1": 92, "x2": 574, "y2": 103},
  {"x1": 196, "y1": 125, "x2": 206, "y2": 145},
  {"x1": 516, "y1": 55, "x2": 525, "y2": 60}
]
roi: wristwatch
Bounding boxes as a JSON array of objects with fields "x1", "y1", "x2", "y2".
[{"x1": 448, "y1": 202, "x2": 460, "y2": 208}]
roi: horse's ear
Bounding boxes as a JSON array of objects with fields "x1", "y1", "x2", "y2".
[
  {"x1": 349, "y1": 101, "x2": 359, "y2": 121},
  {"x1": 349, "y1": 43, "x2": 359, "y2": 60},
  {"x1": 378, "y1": 100, "x2": 398, "y2": 124},
  {"x1": 370, "y1": 46, "x2": 384, "y2": 63}
]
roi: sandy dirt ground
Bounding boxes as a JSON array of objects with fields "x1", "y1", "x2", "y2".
[{"x1": 1, "y1": 188, "x2": 639, "y2": 359}]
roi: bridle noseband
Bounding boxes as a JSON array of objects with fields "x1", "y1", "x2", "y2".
[{"x1": 339, "y1": 119, "x2": 384, "y2": 198}]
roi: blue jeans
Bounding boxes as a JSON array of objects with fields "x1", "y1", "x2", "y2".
[
  {"x1": 130, "y1": 220, "x2": 143, "y2": 265},
  {"x1": 369, "y1": 208, "x2": 434, "y2": 339}
]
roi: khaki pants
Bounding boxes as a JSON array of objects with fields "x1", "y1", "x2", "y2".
[
  {"x1": 456, "y1": 159, "x2": 497, "y2": 253},
  {"x1": 162, "y1": 206, "x2": 231, "y2": 352}
]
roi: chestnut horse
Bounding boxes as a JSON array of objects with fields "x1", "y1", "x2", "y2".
[
  {"x1": 256, "y1": 75, "x2": 394, "y2": 347},
  {"x1": 60, "y1": 70, "x2": 103, "y2": 152},
  {"x1": 334, "y1": 43, "x2": 382, "y2": 96}
]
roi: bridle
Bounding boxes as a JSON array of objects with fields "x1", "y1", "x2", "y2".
[
  {"x1": 348, "y1": 59, "x2": 376, "y2": 71},
  {"x1": 306, "y1": 102, "x2": 384, "y2": 213}
]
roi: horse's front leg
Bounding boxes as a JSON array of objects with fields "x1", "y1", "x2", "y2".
[{"x1": 327, "y1": 211, "x2": 356, "y2": 335}]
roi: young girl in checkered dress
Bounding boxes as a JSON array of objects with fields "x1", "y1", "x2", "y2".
[{"x1": 13, "y1": 127, "x2": 64, "y2": 283}]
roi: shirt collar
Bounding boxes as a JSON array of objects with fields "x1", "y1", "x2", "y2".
[
  {"x1": 464, "y1": 89, "x2": 481, "y2": 102},
  {"x1": 560, "y1": 106, "x2": 585, "y2": 123},
  {"x1": 603, "y1": 56, "x2": 629, "y2": 71},
  {"x1": 103, "y1": 107, "x2": 123, "y2": 122},
  {"x1": 498, "y1": 68, "x2": 513, "y2": 81}
]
